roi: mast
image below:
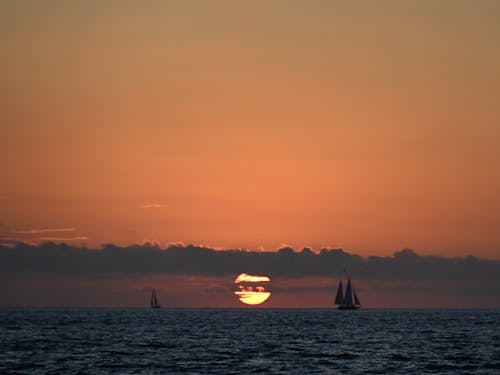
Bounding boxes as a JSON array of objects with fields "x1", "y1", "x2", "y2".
[
  {"x1": 344, "y1": 279, "x2": 353, "y2": 306},
  {"x1": 353, "y1": 288, "x2": 361, "y2": 306},
  {"x1": 334, "y1": 280, "x2": 344, "y2": 305}
]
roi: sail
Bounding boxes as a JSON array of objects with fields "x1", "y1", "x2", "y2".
[
  {"x1": 151, "y1": 288, "x2": 159, "y2": 307},
  {"x1": 334, "y1": 281, "x2": 344, "y2": 305},
  {"x1": 353, "y1": 288, "x2": 361, "y2": 305},
  {"x1": 344, "y1": 279, "x2": 353, "y2": 305}
]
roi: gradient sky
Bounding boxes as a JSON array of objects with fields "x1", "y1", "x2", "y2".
[{"x1": 1, "y1": 1, "x2": 500, "y2": 258}]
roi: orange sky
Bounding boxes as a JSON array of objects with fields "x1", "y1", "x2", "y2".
[{"x1": 1, "y1": 1, "x2": 500, "y2": 258}]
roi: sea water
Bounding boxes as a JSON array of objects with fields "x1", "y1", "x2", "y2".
[{"x1": 1, "y1": 308, "x2": 499, "y2": 374}]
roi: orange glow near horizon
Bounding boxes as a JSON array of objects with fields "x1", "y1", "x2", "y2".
[{"x1": 1, "y1": 273, "x2": 496, "y2": 308}]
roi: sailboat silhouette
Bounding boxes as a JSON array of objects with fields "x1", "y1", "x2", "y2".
[
  {"x1": 150, "y1": 288, "x2": 161, "y2": 309},
  {"x1": 334, "y1": 278, "x2": 361, "y2": 310}
]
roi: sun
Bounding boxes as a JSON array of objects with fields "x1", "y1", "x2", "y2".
[{"x1": 234, "y1": 273, "x2": 271, "y2": 305}]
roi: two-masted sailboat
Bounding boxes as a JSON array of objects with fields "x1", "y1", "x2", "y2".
[
  {"x1": 334, "y1": 278, "x2": 361, "y2": 310},
  {"x1": 150, "y1": 288, "x2": 161, "y2": 308}
]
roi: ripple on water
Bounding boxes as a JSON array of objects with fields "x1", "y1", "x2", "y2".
[{"x1": 0, "y1": 308, "x2": 498, "y2": 374}]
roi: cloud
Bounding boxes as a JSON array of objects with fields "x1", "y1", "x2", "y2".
[
  {"x1": 0, "y1": 238, "x2": 39, "y2": 246},
  {"x1": 166, "y1": 240, "x2": 186, "y2": 248},
  {"x1": 0, "y1": 244, "x2": 498, "y2": 307},
  {"x1": 0, "y1": 243, "x2": 498, "y2": 284},
  {"x1": 141, "y1": 238, "x2": 161, "y2": 247},
  {"x1": 141, "y1": 203, "x2": 164, "y2": 209},
  {"x1": 11, "y1": 227, "x2": 77, "y2": 234},
  {"x1": 0, "y1": 227, "x2": 86, "y2": 247},
  {"x1": 37, "y1": 236, "x2": 89, "y2": 242}
]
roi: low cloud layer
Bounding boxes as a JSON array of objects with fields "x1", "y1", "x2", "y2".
[
  {"x1": 1, "y1": 243, "x2": 499, "y2": 307},
  {"x1": 1, "y1": 243, "x2": 498, "y2": 283}
]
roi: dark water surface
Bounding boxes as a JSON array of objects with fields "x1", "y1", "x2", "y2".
[{"x1": 1, "y1": 308, "x2": 499, "y2": 374}]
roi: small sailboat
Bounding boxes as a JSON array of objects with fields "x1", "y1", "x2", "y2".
[
  {"x1": 334, "y1": 278, "x2": 361, "y2": 310},
  {"x1": 150, "y1": 288, "x2": 161, "y2": 308}
]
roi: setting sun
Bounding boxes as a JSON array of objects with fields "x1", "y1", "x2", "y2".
[{"x1": 234, "y1": 273, "x2": 271, "y2": 305}]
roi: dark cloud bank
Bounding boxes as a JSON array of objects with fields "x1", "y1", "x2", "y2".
[{"x1": 1, "y1": 242, "x2": 498, "y2": 283}]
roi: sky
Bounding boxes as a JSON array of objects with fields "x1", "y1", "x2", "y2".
[{"x1": 0, "y1": 1, "x2": 499, "y2": 307}]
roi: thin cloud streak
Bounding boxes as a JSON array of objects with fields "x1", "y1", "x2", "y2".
[
  {"x1": 141, "y1": 203, "x2": 164, "y2": 209},
  {"x1": 1, "y1": 228, "x2": 86, "y2": 246},
  {"x1": 37, "y1": 236, "x2": 89, "y2": 242},
  {"x1": 12, "y1": 227, "x2": 77, "y2": 234},
  {"x1": 0, "y1": 238, "x2": 39, "y2": 246}
]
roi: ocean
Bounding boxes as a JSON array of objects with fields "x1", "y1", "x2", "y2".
[{"x1": 1, "y1": 308, "x2": 499, "y2": 374}]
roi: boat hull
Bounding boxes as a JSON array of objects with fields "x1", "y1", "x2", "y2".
[{"x1": 337, "y1": 305, "x2": 360, "y2": 310}]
